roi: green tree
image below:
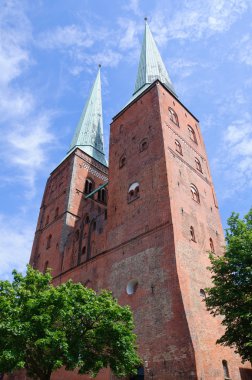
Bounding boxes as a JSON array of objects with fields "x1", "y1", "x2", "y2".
[
  {"x1": 0, "y1": 266, "x2": 141, "y2": 380},
  {"x1": 205, "y1": 209, "x2": 252, "y2": 363}
]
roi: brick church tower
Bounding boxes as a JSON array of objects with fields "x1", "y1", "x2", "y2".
[{"x1": 28, "y1": 20, "x2": 251, "y2": 380}]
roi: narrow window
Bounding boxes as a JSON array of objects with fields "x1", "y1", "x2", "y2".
[
  {"x1": 188, "y1": 125, "x2": 197, "y2": 144},
  {"x1": 190, "y1": 184, "x2": 200, "y2": 203},
  {"x1": 222, "y1": 360, "x2": 230, "y2": 379},
  {"x1": 46, "y1": 234, "x2": 52, "y2": 249},
  {"x1": 119, "y1": 154, "x2": 126, "y2": 168},
  {"x1": 195, "y1": 157, "x2": 202, "y2": 172},
  {"x1": 85, "y1": 215, "x2": 90, "y2": 224},
  {"x1": 200, "y1": 289, "x2": 206, "y2": 298},
  {"x1": 82, "y1": 246, "x2": 86, "y2": 255},
  {"x1": 139, "y1": 138, "x2": 148, "y2": 152},
  {"x1": 45, "y1": 215, "x2": 49, "y2": 225},
  {"x1": 98, "y1": 188, "x2": 107, "y2": 204},
  {"x1": 54, "y1": 207, "x2": 59, "y2": 219},
  {"x1": 190, "y1": 226, "x2": 196, "y2": 242},
  {"x1": 104, "y1": 209, "x2": 107, "y2": 220},
  {"x1": 85, "y1": 178, "x2": 93, "y2": 195},
  {"x1": 175, "y1": 140, "x2": 183, "y2": 155},
  {"x1": 128, "y1": 182, "x2": 140, "y2": 203},
  {"x1": 168, "y1": 107, "x2": 179, "y2": 126},
  {"x1": 93, "y1": 221, "x2": 96, "y2": 231},
  {"x1": 210, "y1": 238, "x2": 215, "y2": 252},
  {"x1": 74, "y1": 229, "x2": 80, "y2": 242},
  {"x1": 43, "y1": 261, "x2": 49, "y2": 274}
]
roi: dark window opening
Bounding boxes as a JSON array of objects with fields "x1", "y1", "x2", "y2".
[
  {"x1": 210, "y1": 238, "x2": 215, "y2": 252},
  {"x1": 175, "y1": 139, "x2": 183, "y2": 155},
  {"x1": 190, "y1": 184, "x2": 200, "y2": 203},
  {"x1": 46, "y1": 234, "x2": 52, "y2": 249},
  {"x1": 168, "y1": 107, "x2": 179, "y2": 126},
  {"x1": 85, "y1": 178, "x2": 93, "y2": 195},
  {"x1": 222, "y1": 360, "x2": 230, "y2": 379},
  {"x1": 82, "y1": 246, "x2": 86, "y2": 255},
  {"x1": 98, "y1": 188, "x2": 107, "y2": 204},
  {"x1": 188, "y1": 125, "x2": 197, "y2": 144},
  {"x1": 190, "y1": 226, "x2": 196, "y2": 242},
  {"x1": 104, "y1": 209, "x2": 107, "y2": 220},
  {"x1": 119, "y1": 154, "x2": 126, "y2": 168},
  {"x1": 130, "y1": 366, "x2": 144, "y2": 380},
  {"x1": 200, "y1": 289, "x2": 206, "y2": 298},
  {"x1": 139, "y1": 138, "x2": 148, "y2": 152},
  {"x1": 195, "y1": 157, "x2": 202, "y2": 172},
  {"x1": 93, "y1": 221, "x2": 96, "y2": 231},
  {"x1": 85, "y1": 215, "x2": 90, "y2": 224}
]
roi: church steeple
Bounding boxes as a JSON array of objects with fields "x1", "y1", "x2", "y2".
[
  {"x1": 68, "y1": 66, "x2": 107, "y2": 166},
  {"x1": 132, "y1": 19, "x2": 176, "y2": 100}
]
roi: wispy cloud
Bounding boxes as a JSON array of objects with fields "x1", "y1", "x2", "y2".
[
  {"x1": 234, "y1": 33, "x2": 252, "y2": 66},
  {"x1": 151, "y1": 0, "x2": 249, "y2": 43}
]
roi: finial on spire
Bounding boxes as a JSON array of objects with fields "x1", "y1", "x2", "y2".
[
  {"x1": 98, "y1": 64, "x2": 101, "y2": 68},
  {"x1": 144, "y1": 17, "x2": 148, "y2": 21}
]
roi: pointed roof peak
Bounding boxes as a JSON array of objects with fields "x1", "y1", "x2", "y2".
[
  {"x1": 67, "y1": 68, "x2": 107, "y2": 166},
  {"x1": 132, "y1": 19, "x2": 177, "y2": 100}
]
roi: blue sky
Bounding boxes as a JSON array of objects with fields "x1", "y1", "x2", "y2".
[{"x1": 1, "y1": 0, "x2": 252, "y2": 280}]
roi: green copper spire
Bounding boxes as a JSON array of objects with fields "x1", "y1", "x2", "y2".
[
  {"x1": 132, "y1": 19, "x2": 176, "y2": 100},
  {"x1": 68, "y1": 67, "x2": 107, "y2": 166}
]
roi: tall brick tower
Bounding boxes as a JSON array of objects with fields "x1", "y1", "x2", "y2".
[{"x1": 28, "y1": 21, "x2": 251, "y2": 380}]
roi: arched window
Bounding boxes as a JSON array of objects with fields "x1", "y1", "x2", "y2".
[
  {"x1": 190, "y1": 184, "x2": 200, "y2": 203},
  {"x1": 46, "y1": 234, "x2": 52, "y2": 249},
  {"x1": 139, "y1": 138, "x2": 148, "y2": 152},
  {"x1": 82, "y1": 246, "x2": 86, "y2": 256},
  {"x1": 200, "y1": 289, "x2": 206, "y2": 298},
  {"x1": 128, "y1": 182, "x2": 140, "y2": 203},
  {"x1": 168, "y1": 107, "x2": 179, "y2": 126},
  {"x1": 98, "y1": 188, "x2": 107, "y2": 204},
  {"x1": 85, "y1": 178, "x2": 93, "y2": 195},
  {"x1": 175, "y1": 140, "x2": 183, "y2": 155},
  {"x1": 190, "y1": 226, "x2": 196, "y2": 242},
  {"x1": 119, "y1": 154, "x2": 126, "y2": 168},
  {"x1": 210, "y1": 238, "x2": 215, "y2": 252},
  {"x1": 222, "y1": 360, "x2": 230, "y2": 379},
  {"x1": 43, "y1": 260, "x2": 49, "y2": 274},
  {"x1": 54, "y1": 207, "x2": 59, "y2": 219},
  {"x1": 195, "y1": 157, "x2": 202, "y2": 172},
  {"x1": 188, "y1": 125, "x2": 197, "y2": 144},
  {"x1": 85, "y1": 215, "x2": 90, "y2": 224}
]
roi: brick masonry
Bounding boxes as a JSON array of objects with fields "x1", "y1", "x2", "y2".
[{"x1": 6, "y1": 81, "x2": 251, "y2": 380}]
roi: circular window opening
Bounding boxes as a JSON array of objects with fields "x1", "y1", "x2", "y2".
[{"x1": 126, "y1": 279, "x2": 138, "y2": 295}]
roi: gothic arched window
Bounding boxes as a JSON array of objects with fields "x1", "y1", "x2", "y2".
[
  {"x1": 85, "y1": 178, "x2": 93, "y2": 195},
  {"x1": 210, "y1": 238, "x2": 215, "y2": 252},
  {"x1": 46, "y1": 234, "x2": 52, "y2": 249},
  {"x1": 98, "y1": 188, "x2": 107, "y2": 204},
  {"x1": 175, "y1": 140, "x2": 183, "y2": 155},
  {"x1": 139, "y1": 138, "x2": 148, "y2": 152},
  {"x1": 190, "y1": 184, "x2": 200, "y2": 203},
  {"x1": 195, "y1": 157, "x2": 202, "y2": 172},
  {"x1": 188, "y1": 125, "x2": 197, "y2": 144},
  {"x1": 119, "y1": 154, "x2": 126, "y2": 168},
  {"x1": 190, "y1": 226, "x2": 196, "y2": 242},
  {"x1": 128, "y1": 182, "x2": 140, "y2": 203},
  {"x1": 168, "y1": 107, "x2": 179, "y2": 126},
  {"x1": 222, "y1": 360, "x2": 230, "y2": 379}
]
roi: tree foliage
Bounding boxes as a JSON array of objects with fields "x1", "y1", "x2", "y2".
[
  {"x1": 205, "y1": 209, "x2": 252, "y2": 363},
  {"x1": 0, "y1": 266, "x2": 141, "y2": 380}
]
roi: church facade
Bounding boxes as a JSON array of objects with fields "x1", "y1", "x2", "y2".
[{"x1": 28, "y1": 21, "x2": 251, "y2": 380}]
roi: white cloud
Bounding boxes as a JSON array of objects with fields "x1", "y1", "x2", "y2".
[
  {"x1": 38, "y1": 25, "x2": 94, "y2": 50},
  {"x1": 151, "y1": 0, "x2": 249, "y2": 42},
  {"x1": 235, "y1": 34, "x2": 252, "y2": 66},
  {"x1": 123, "y1": 0, "x2": 142, "y2": 16},
  {"x1": 0, "y1": 214, "x2": 34, "y2": 280}
]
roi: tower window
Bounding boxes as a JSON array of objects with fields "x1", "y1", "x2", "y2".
[
  {"x1": 85, "y1": 178, "x2": 93, "y2": 195},
  {"x1": 139, "y1": 138, "x2": 148, "y2": 152},
  {"x1": 190, "y1": 226, "x2": 196, "y2": 242},
  {"x1": 119, "y1": 154, "x2": 126, "y2": 168},
  {"x1": 210, "y1": 238, "x2": 215, "y2": 252},
  {"x1": 82, "y1": 246, "x2": 86, "y2": 256},
  {"x1": 175, "y1": 140, "x2": 183, "y2": 155},
  {"x1": 222, "y1": 360, "x2": 230, "y2": 379},
  {"x1": 43, "y1": 260, "x2": 49, "y2": 274},
  {"x1": 168, "y1": 107, "x2": 179, "y2": 126},
  {"x1": 195, "y1": 157, "x2": 202, "y2": 172},
  {"x1": 190, "y1": 184, "x2": 200, "y2": 203},
  {"x1": 126, "y1": 279, "x2": 138, "y2": 295},
  {"x1": 46, "y1": 234, "x2": 52, "y2": 249},
  {"x1": 74, "y1": 229, "x2": 80, "y2": 242},
  {"x1": 188, "y1": 125, "x2": 197, "y2": 144},
  {"x1": 98, "y1": 188, "x2": 107, "y2": 204},
  {"x1": 54, "y1": 207, "x2": 59, "y2": 219},
  {"x1": 93, "y1": 221, "x2": 96, "y2": 231},
  {"x1": 85, "y1": 215, "x2": 90, "y2": 224},
  {"x1": 200, "y1": 289, "x2": 206, "y2": 298},
  {"x1": 128, "y1": 182, "x2": 140, "y2": 203}
]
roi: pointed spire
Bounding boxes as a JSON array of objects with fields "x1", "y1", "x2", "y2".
[
  {"x1": 68, "y1": 66, "x2": 107, "y2": 166},
  {"x1": 132, "y1": 19, "x2": 176, "y2": 100}
]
